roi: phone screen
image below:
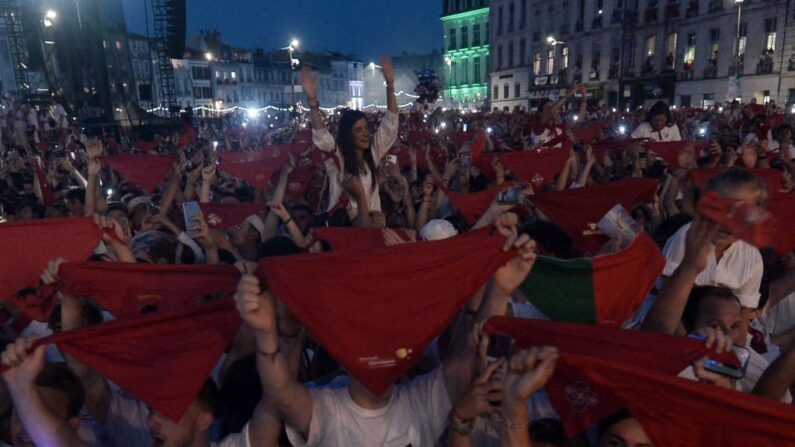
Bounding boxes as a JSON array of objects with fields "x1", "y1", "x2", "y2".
[
  {"x1": 182, "y1": 201, "x2": 202, "y2": 237},
  {"x1": 704, "y1": 346, "x2": 750, "y2": 379}
]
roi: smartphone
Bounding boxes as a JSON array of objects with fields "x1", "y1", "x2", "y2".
[
  {"x1": 386, "y1": 154, "x2": 398, "y2": 165},
  {"x1": 182, "y1": 201, "x2": 202, "y2": 237},
  {"x1": 496, "y1": 187, "x2": 523, "y2": 204},
  {"x1": 463, "y1": 123, "x2": 468, "y2": 132},
  {"x1": 704, "y1": 346, "x2": 750, "y2": 380}
]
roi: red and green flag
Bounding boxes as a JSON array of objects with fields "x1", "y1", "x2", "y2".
[{"x1": 519, "y1": 232, "x2": 664, "y2": 326}]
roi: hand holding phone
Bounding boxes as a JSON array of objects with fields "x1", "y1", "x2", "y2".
[{"x1": 182, "y1": 201, "x2": 202, "y2": 237}]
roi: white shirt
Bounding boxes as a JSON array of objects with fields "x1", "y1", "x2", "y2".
[
  {"x1": 631, "y1": 122, "x2": 682, "y2": 142},
  {"x1": 661, "y1": 222, "x2": 763, "y2": 308},
  {"x1": 312, "y1": 111, "x2": 399, "y2": 217},
  {"x1": 286, "y1": 367, "x2": 452, "y2": 447},
  {"x1": 531, "y1": 125, "x2": 564, "y2": 147},
  {"x1": 766, "y1": 139, "x2": 795, "y2": 161}
]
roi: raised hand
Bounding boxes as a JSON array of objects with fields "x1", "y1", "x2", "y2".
[
  {"x1": 300, "y1": 66, "x2": 318, "y2": 101},
  {"x1": 453, "y1": 359, "x2": 505, "y2": 421},
  {"x1": 379, "y1": 56, "x2": 395, "y2": 86},
  {"x1": 86, "y1": 139, "x2": 103, "y2": 160},
  {"x1": 201, "y1": 164, "x2": 216, "y2": 182},
  {"x1": 40, "y1": 257, "x2": 66, "y2": 285},
  {"x1": 87, "y1": 158, "x2": 101, "y2": 177},
  {"x1": 681, "y1": 216, "x2": 716, "y2": 274},
  {"x1": 268, "y1": 201, "x2": 291, "y2": 222},
  {"x1": 502, "y1": 346, "x2": 559, "y2": 409},
  {"x1": 234, "y1": 274, "x2": 277, "y2": 335},
  {"x1": 494, "y1": 213, "x2": 538, "y2": 295},
  {"x1": 1, "y1": 337, "x2": 46, "y2": 389}
]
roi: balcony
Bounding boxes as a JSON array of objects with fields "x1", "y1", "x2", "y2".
[
  {"x1": 575, "y1": 19, "x2": 584, "y2": 32},
  {"x1": 679, "y1": 70, "x2": 694, "y2": 81},
  {"x1": 703, "y1": 66, "x2": 717, "y2": 79},
  {"x1": 707, "y1": 0, "x2": 722, "y2": 13},
  {"x1": 611, "y1": 9, "x2": 623, "y2": 24},
  {"x1": 624, "y1": 10, "x2": 639, "y2": 26},
  {"x1": 728, "y1": 63, "x2": 744, "y2": 76},
  {"x1": 757, "y1": 60, "x2": 774, "y2": 75},
  {"x1": 644, "y1": 8, "x2": 659, "y2": 24},
  {"x1": 589, "y1": 69, "x2": 600, "y2": 81},
  {"x1": 608, "y1": 65, "x2": 620, "y2": 79}
]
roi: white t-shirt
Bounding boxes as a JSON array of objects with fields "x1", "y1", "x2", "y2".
[
  {"x1": 661, "y1": 222, "x2": 763, "y2": 308},
  {"x1": 631, "y1": 122, "x2": 682, "y2": 142},
  {"x1": 286, "y1": 367, "x2": 452, "y2": 447},
  {"x1": 312, "y1": 111, "x2": 399, "y2": 216},
  {"x1": 531, "y1": 125, "x2": 564, "y2": 147}
]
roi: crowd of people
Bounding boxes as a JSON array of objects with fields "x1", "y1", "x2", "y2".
[{"x1": 0, "y1": 55, "x2": 794, "y2": 447}]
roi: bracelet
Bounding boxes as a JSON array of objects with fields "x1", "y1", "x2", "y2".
[
  {"x1": 503, "y1": 417, "x2": 530, "y2": 430},
  {"x1": 257, "y1": 346, "x2": 281, "y2": 362},
  {"x1": 448, "y1": 412, "x2": 475, "y2": 436},
  {"x1": 284, "y1": 217, "x2": 294, "y2": 226}
]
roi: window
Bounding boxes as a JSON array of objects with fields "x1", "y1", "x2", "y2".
[
  {"x1": 449, "y1": 28, "x2": 457, "y2": 50},
  {"x1": 763, "y1": 90, "x2": 771, "y2": 104},
  {"x1": 508, "y1": 41, "x2": 515, "y2": 67},
  {"x1": 193, "y1": 86, "x2": 202, "y2": 99},
  {"x1": 473, "y1": 24, "x2": 481, "y2": 46},
  {"x1": 508, "y1": 2, "x2": 515, "y2": 32},
  {"x1": 709, "y1": 28, "x2": 720, "y2": 59},
  {"x1": 645, "y1": 35, "x2": 656, "y2": 58},
  {"x1": 666, "y1": 33, "x2": 677, "y2": 58},
  {"x1": 547, "y1": 48, "x2": 555, "y2": 74},
  {"x1": 684, "y1": 33, "x2": 696, "y2": 65},
  {"x1": 738, "y1": 23, "x2": 747, "y2": 57},
  {"x1": 520, "y1": 0, "x2": 527, "y2": 28},
  {"x1": 514, "y1": 82, "x2": 521, "y2": 98},
  {"x1": 520, "y1": 39, "x2": 526, "y2": 66},
  {"x1": 534, "y1": 52, "x2": 541, "y2": 75},
  {"x1": 504, "y1": 83, "x2": 509, "y2": 98},
  {"x1": 462, "y1": 59, "x2": 469, "y2": 84},
  {"x1": 765, "y1": 18, "x2": 777, "y2": 51},
  {"x1": 702, "y1": 93, "x2": 715, "y2": 109},
  {"x1": 474, "y1": 56, "x2": 481, "y2": 82},
  {"x1": 494, "y1": 85, "x2": 499, "y2": 99},
  {"x1": 625, "y1": 39, "x2": 636, "y2": 68},
  {"x1": 498, "y1": 45, "x2": 503, "y2": 69},
  {"x1": 498, "y1": 6, "x2": 504, "y2": 35},
  {"x1": 562, "y1": 46, "x2": 569, "y2": 69},
  {"x1": 485, "y1": 22, "x2": 489, "y2": 43},
  {"x1": 462, "y1": 26, "x2": 469, "y2": 47}
]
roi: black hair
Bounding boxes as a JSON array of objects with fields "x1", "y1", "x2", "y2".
[
  {"x1": 704, "y1": 167, "x2": 766, "y2": 198},
  {"x1": 598, "y1": 408, "x2": 634, "y2": 441},
  {"x1": 646, "y1": 101, "x2": 672, "y2": 125},
  {"x1": 654, "y1": 214, "x2": 693, "y2": 249},
  {"x1": 336, "y1": 110, "x2": 377, "y2": 192},
  {"x1": 530, "y1": 418, "x2": 567, "y2": 446},
  {"x1": 219, "y1": 355, "x2": 261, "y2": 434},
  {"x1": 234, "y1": 186, "x2": 255, "y2": 203},
  {"x1": 256, "y1": 236, "x2": 301, "y2": 260},
  {"x1": 682, "y1": 286, "x2": 741, "y2": 332},
  {"x1": 65, "y1": 188, "x2": 85, "y2": 205},
  {"x1": 35, "y1": 363, "x2": 85, "y2": 419},
  {"x1": 105, "y1": 202, "x2": 128, "y2": 216},
  {"x1": 521, "y1": 220, "x2": 576, "y2": 259}
]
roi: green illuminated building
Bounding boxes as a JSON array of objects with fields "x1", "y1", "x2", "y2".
[{"x1": 441, "y1": 0, "x2": 490, "y2": 108}]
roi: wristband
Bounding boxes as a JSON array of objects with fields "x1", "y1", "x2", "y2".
[
  {"x1": 503, "y1": 417, "x2": 530, "y2": 429},
  {"x1": 449, "y1": 412, "x2": 475, "y2": 436},
  {"x1": 257, "y1": 346, "x2": 281, "y2": 362},
  {"x1": 284, "y1": 217, "x2": 294, "y2": 226}
]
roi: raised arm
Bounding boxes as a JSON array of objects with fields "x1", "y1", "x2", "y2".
[
  {"x1": 370, "y1": 56, "x2": 399, "y2": 163},
  {"x1": 234, "y1": 274, "x2": 313, "y2": 437},
  {"x1": 641, "y1": 217, "x2": 715, "y2": 334},
  {"x1": 1, "y1": 339, "x2": 86, "y2": 447},
  {"x1": 753, "y1": 341, "x2": 795, "y2": 401}
]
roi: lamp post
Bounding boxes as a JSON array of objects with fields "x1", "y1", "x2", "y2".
[
  {"x1": 445, "y1": 56, "x2": 453, "y2": 107},
  {"x1": 734, "y1": 0, "x2": 744, "y2": 75},
  {"x1": 284, "y1": 39, "x2": 300, "y2": 111}
]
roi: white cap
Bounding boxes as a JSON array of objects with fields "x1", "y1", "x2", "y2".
[
  {"x1": 126, "y1": 196, "x2": 150, "y2": 213},
  {"x1": 420, "y1": 219, "x2": 458, "y2": 241},
  {"x1": 246, "y1": 214, "x2": 266, "y2": 241}
]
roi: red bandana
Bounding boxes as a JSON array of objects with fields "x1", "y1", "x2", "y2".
[
  {"x1": 436, "y1": 181, "x2": 514, "y2": 225},
  {"x1": 100, "y1": 155, "x2": 175, "y2": 194},
  {"x1": 531, "y1": 179, "x2": 658, "y2": 253},
  {"x1": 768, "y1": 193, "x2": 795, "y2": 255},
  {"x1": 0, "y1": 217, "x2": 101, "y2": 302},
  {"x1": 697, "y1": 191, "x2": 775, "y2": 247},
  {"x1": 38, "y1": 298, "x2": 240, "y2": 422},
  {"x1": 687, "y1": 168, "x2": 785, "y2": 194},
  {"x1": 312, "y1": 227, "x2": 412, "y2": 252},
  {"x1": 643, "y1": 140, "x2": 707, "y2": 168},
  {"x1": 220, "y1": 159, "x2": 281, "y2": 189},
  {"x1": 57, "y1": 262, "x2": 240, "y2": 318},
  {"x1": 198, "y1": 203, "x2": 263, "y2": 229},
  {"x1": 259, "y1": 228, "x2": 513, "y2": 395},
  {"x1": 484, "y1": 317, "x2": 739, "y2": 437},
  {"x1": 218, "y1": 144, "x2": 309, "y2": 163},
  {"x1": 573, "y1": 124, "x2": 602, "y2": 144}
]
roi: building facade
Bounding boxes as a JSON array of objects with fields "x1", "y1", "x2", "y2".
[
  {"x1": 442, "y1": 0, "x2": 490, "y2": 109},
  {"x1": 510, "y1": 0, "x2": 795, "y2": 110}
]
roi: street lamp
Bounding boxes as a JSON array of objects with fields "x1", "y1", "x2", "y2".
[
  {"x1": 205, "y1": 52, "x2": 213, "y2": 61},
  {"x1": 445, "y1": 56, "x2": 453, "y2": 106},
  {"x1": 43, "y1": 10, "x2": 56, "y2": 27},
  {"x1": 368, "y1": 62, "x2": 382, "y2": 78},
  {"x1": 733, "y1": 0, "x2": 744, "y2": 75},
  {"x1": 284, "y1": 39, "x2": 300, "y2": 112},
  {"x1": 547, "y1": 36, "x2": 565, "y2": 46}
]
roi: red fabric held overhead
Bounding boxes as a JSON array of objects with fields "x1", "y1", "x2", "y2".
[
  {"x1": 436, "y1": 181, "x2": 514, "y2": 225},
  {"x1": 41, "y1": 298, "x2": 241, "y2": 423},
  {"x1": 768, "y1": 193, "x2": 795, "y2": 256},
  {"x1": 100, "y1": 155, "x2": 175, "y2": 193},
  {"x1": 484, "y1": 317, "x2": 740, "y2": 437},
  {"x1": 643, "y1": 140, "x2": 707, "y2": 168},
  {"x1": 311, "y1": 227, "x2": 412, "y2": 252},
  {"x1": 57, "y1": 262, "x2": 240, "y2": 318},
  {"x1": 475, "y1": 149, "x2": 570, "y2": 187},
  {"x1": 592, "y1": 233, "x2": 666, "y2": 325},
  {"x1": 198, "y1": 203, "x2": 263, "y2": 229},
  {"x1": 220, "y1": 159, "x2": 281, "y2": 188},
  {"x1": 259, "y1": 228, "x2": 514, "y2": 395},
  {"x1": 531, "y1": 178, "x2": 659, "y2": 253},
  {"x1": 697, "y1": 191, "x2": 775, "y2": 248},
  {"x1": 563, "y1": 352, "x2": 795, "y2": 447},
  {"x1": 0, "y1": 217, "x2": 101, "y2": 303}
]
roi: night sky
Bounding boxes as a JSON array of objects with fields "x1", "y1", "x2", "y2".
[{"x1": 121, "y1": 0, "x2": 444, "y2": 61}]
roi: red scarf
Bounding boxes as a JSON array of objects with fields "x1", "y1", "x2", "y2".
[
  {"x1": 768, "y1": 193, "x2": 795, "y2": 255},
  {"x1": 218, "y1": 144, "x2": 309, "y2": 163},
  {"x1": 436, "y1": 181, "x2": 514, "y2": 225},
  {"x1": 259, "y1": 228, "x2": 513, "y2": 395},
  {"x1": 58, "y1": 262, "x2": 240, "y2": 318},
  {"x1": 312, "y1": 227, "x2": 412, "y2": 252},
  {"x1": 573, "y1": 124, "x2": 602, "y2": 144},
  {"x1": 100, "y1": 155, "x2": 175, "y2": 194},
  {"x1": 37, "y1": 298, "x2": 240, "y2": 422},
  {"x1": 220, "y1": 159, "x2": 281, "y2": 189},
  {"x1": 485, "y1": 317, "x2": 740, "y2": 437},
  {"x1": 0, "y1": 217, "x2": 100, "y2": 303},
  {"x1": 34, "y1": 163, "x2": 56, "y2": 206},
  {"x1": 531, "y1": 178, "x2": 658, "y2": 253},
  {"x1": 644, "y1": 140, "x2": 707, "y2": 168},
  {"x1": 198, "y1": 203, "x2": 263, "y2": 229},
  {"x1": 697, "y1": 191, "x2": 775, "y2": 248}
]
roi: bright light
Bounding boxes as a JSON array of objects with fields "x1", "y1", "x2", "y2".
[
  {"x1": 699, "y1": 127, "x2": 707, "y2": 136},
  {"x1": 487, "y1": 127, "x2": 493, "y2": 134},
  {"x1": 611, "y1": 107, "x2": 617, "y2": 112},
  {"x1": 618, "y1": 125, "x2": 627, "y2": 135},
  {"x1": 547, "y1": 36, "x2": 556, "y2": 44},
  {"x1": 434, "y1": 128, "x2": 440, "y2": 134},
  {"x1": 106, "y1": 188, "x2": 113, "y2": 196},
  {"x1": 573, "y1": 115, "x2": 579, "y2": 121},
  {"x1": 212, "y1": 141, "x2": 219, "y2": 149},
  {"x1": 205, "y1": 52, "x2": 213, "y2": 61},
  {"x1": 598, "y1": 9, "x2": 603, "y2": 14},
  {"x1": 440, "y1": 121, "x2": 447, "y2": 129},
  {"x1": 242, "y1": 122, "x2": 248, "y2": 128},
  {"x1": 718, "y1": 106, "x2": 724, "y2": 112},
  {"x1": 290, "y1": 39, "x2": 300, "y2": 49},
  {"x1": 43, "y1": 18, "x2": 53, "y2": 27},
  {"x1": 45, "y1": 10, "x2": 57, "y2": 20},
  {"x1": 445, "y1": 57, "x2": 452, "y2": 66},
  {"x1": 247, "y1": 109, "x2": 259, "y2": 119}
]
